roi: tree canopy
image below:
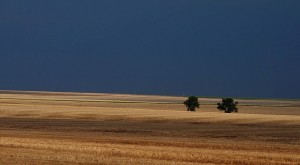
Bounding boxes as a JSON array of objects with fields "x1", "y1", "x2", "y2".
[
  {"x1": 217, "y1": 98, "x2": 238, "y2": 113},
  {"x1": 183, "y1": 96, "x2": 200, "y2": 111}
]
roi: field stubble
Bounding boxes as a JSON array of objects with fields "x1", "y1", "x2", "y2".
[{"x1": 0, "y1": 91, "x2": 299, "y2": 164}]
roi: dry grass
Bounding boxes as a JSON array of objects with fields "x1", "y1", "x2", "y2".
[{"x1": 0, "y1": 91, "x2": 299, "y2": 164}]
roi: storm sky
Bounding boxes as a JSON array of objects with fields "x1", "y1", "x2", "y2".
[{"x1": 0, "y1": 0, "x2": 300, "y2": 98}]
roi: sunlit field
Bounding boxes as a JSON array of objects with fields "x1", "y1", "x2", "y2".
[{"x1": 0, "y1": 91, "x2": 299, "y2": 164}]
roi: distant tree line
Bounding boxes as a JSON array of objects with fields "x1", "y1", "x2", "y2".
[{"x1": 183, "y1": 96, "x2": 238, "y2": 113}]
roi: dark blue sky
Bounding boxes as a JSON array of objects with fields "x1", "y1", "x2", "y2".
[{"x1": 0, "y1": 1, "x2": 300, "y2": 98}]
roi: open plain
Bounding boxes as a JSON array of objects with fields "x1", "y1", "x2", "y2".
[{"x1": 0, "y1": 90, "x2": 299, "y2": 164}]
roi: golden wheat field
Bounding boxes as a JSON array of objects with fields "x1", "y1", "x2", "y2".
[{"x1": 0, "y1": 90, "x2": 299, "y2": 165}]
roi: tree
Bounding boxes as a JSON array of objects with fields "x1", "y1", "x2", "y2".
[
  {"x1": 217, "y1": 98, "x2": 238, "y2": 113},
  {"x1": 183, "y1": 96, "x2": 200, "y2": 111}
]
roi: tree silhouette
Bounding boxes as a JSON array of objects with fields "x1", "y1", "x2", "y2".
[
  {"x1": 183, "y1": 96, "x2": 200, "y2": 111},
  {"x1": 217, "y1": 98, "x2": 238, "y2": 113}
]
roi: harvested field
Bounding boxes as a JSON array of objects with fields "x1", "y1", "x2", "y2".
[{"x1": 0, "y1": 91, "x2": 299, "y2": 164}]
